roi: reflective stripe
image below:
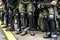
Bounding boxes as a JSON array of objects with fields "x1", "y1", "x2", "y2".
[
  {"x1": 49, "y1": 15, "x2": 54, "y2": 19},
  {"x1": 24, "y1": 27, "x2": 29, "y2": 32},
  {"x1": 51, "y1": 35, "x2": 57, "y2": 37}
]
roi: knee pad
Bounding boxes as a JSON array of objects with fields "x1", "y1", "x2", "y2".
[
  {"x1": 21, "y1": 13, "x2": 25, "y2": 18},
  {"x1": 16, "y1": 13, "x2": 18, "y2": 16},
  {"x1": 48, "y1": 14, "x2": 55, "y2": 21},
  {"x1": 21, "y1": 13, "x2": 24, "y2": 17},
  {"x1": 28, "y1": 13, "x2": 33, "y2": 18},
  {"x1": 28, "y1": 13, "x2": 32, "y2": 15},
  {"x1": 21, "y1": 13, "x2": 24, "y2": 15}
]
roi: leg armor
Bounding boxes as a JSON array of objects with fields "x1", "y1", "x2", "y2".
[
  {"x1": 0, "y1": 11, "x2": 5, "y2": 24},
  {"x1": 28, "y1": 12, "x2": 35, "y2": 36},
  {"x1": 28, "y1": 12, "x2": 34, "y2": 31},
  {"x1": 21, "y1": 13, "x2": 27, "y2": 30},
  {"x1": 2, "y1": 12, "x2": 5, "y2": 23},
  {"x1": 3, "y1": 12, "x2": 8, "y2": 27},
  {"x1": 14, "y1": 13, "x2": 21, "y2": 34},
  {"x1": 48, "y1": 14, "x2": 57, "y2": 37},
  {"x1": 0, "y1": 11, "x2": 4, "y2": 24},
  {"x1": 20, "y1": 13, "x2": 28, "y2": 36},
  {"x1": 44, "y1": 14, "x2": 57, "y2": 38},
  {"x1": 43, "y1": 15, "x2": 52, "y2": 38},
  {"x1": 8, "y1": 13, "x2": 13, "y2": 29},
  {"x1": 14, "y1": 13, "x2": 19, "y2": 30}
]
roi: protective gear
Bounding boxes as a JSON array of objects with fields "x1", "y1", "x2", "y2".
[
  {"x1": 43, "y1": 32, "x2": 51, "y2": 38},
  {"x1": 0, "y1": 0, "x2": 6, "y2": 24},
  {"x1": 7, "y1": 13, "x2": 13, "y2": 30},
  {"x1": 5, "y1": 0, "x2": 18, "y2": 30},
  {"x1": 18, "y1": 0, "x2": 35, "y2": 36},
  {"x1": 38, "y1": 0, "x2": 57, "y2": 39},
  {"x1": 20, "y1": 12, "x2": 35, "y2": 36},
  {"x1": 3, "y1": 12, "x2": 8, "y2": 27},
  {"x1": 48, "y1": 14, "x2": 55, "y2": 21},
  {"x1": 21, "y1": 31, "x2": 28, "y2": 36},
  {"x1": 44, "y1": 14, "x2": 57, "y2": 38},
  {"x1": 14, "y1": 13, "x2": 21, "y2": 34}
]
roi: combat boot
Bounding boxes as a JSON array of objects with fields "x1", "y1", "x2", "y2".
[
  {"x1": 43, "y1": 32, "x2": 51, "y2": 38},
  {"x1": 30, "y1": 31, "x2": 35, "y2": 36},
  {"x1": 15, "y1": 29, "x2": 22, "y2": 34},
  {"x1": 21, "y1": 31, "x2": 28, "y2": 36},
  {"x1": 21, "y1": 27, "x2": 30, "y2": 36}
]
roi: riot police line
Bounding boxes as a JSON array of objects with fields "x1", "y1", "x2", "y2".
[{"x1": 0, "y1": 0, "x2": 58, "y2": 40}]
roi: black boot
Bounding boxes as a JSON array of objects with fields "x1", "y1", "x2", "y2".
[
  {"x1": 15, "y1": 29, "x2": 21, "y2": 34},
  {"x1": 5, "y1": 27, "x2": 11, "y2": 31},
  {"x1": 21, "y1": 31, "x2": 28, "y2": 36},
  {"x1": 30, "y1": 31, "x2": 35, "y2": 36},
  {"x1": 43, "y1": 32, "x2": 51, "y2": 38}
]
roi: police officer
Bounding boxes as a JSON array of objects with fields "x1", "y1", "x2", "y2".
[
  {"x1": 5, "y1": 0, "x2": 18, "y2": 30},
  {"x1": 38, "y1": 0, "x2": 57, "y2": 39},
  {"x1": 0, "y1": 0, "x2": 6, "y2": 24},
  {"x1": 18, "y1": 0, "x2": 36, "y2": 36},
  {"x1": 4, "y1": 0, "x2": 13, "y2": 29}
]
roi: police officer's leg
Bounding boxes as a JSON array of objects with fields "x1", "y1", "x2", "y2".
[
  {"x1": 28, "y1": 12, "x2": 35, "y2": 36},
  {"x1": 7, "y1": 8, "x2": 15, "y2": 30},
  {"x1": 4, "y1": 7, "x2": 11, "y2": 30},
  {"x1": 44, "y1": 8, "x2": 57, "y2": 39},
  {"x1": 27, "y1": 3, "x2": 35, "y2": 36},
  {"x1": 5, "y1": 12, "x2": 11, "y2": 30},
  {"x1": 15, "y1": 12, "x2": 21, "y2": 34},
  {"x1": 4, "y1": 12, "x2": 9, "y2": 28},
  {"x1": 34, "y1": 10, "x2": 40, "y2": 30},
  {"x1": 18, "y1": 13, "x2": 22, "y2": 33},
  {"x1": 1, "y1": 12, "x2": 5, "y2": 24},
  {"x1": 48, "y1": 8, "x2": 57, "y2": 40},
  {"x1": 43, "y1": 15, "x2": 51, "y2": 38},
  {"x1": 3, "y1": 6, "x2": 9, "y2": 28},
  {"x1": 49, "y1": 14, "x2": 57, "y2": 40},
  {"x1": 8, "y1": 13, "x2": 12, "y2": 29},
  {"x1": 1, "y1": 5, "x2": 7, "y2": 27},
  {"x1": 0, "y1": 11, "x2": 4, "y2": 24},
  {"x1": 0, "y1": 12, "x2": 1, "y2": 19},
  {"x1": 2, "y1": 12, "x2": 7, "y2": 28},
  {"x1": 43, "y1": 9, "x2": 51, "y2": 38},
  {"x1": 18, "y1": 4, "x2": 28, "y2": 36},
  {"x1": 20, "y1": 13, "x2": 28, "y2": 36}
]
